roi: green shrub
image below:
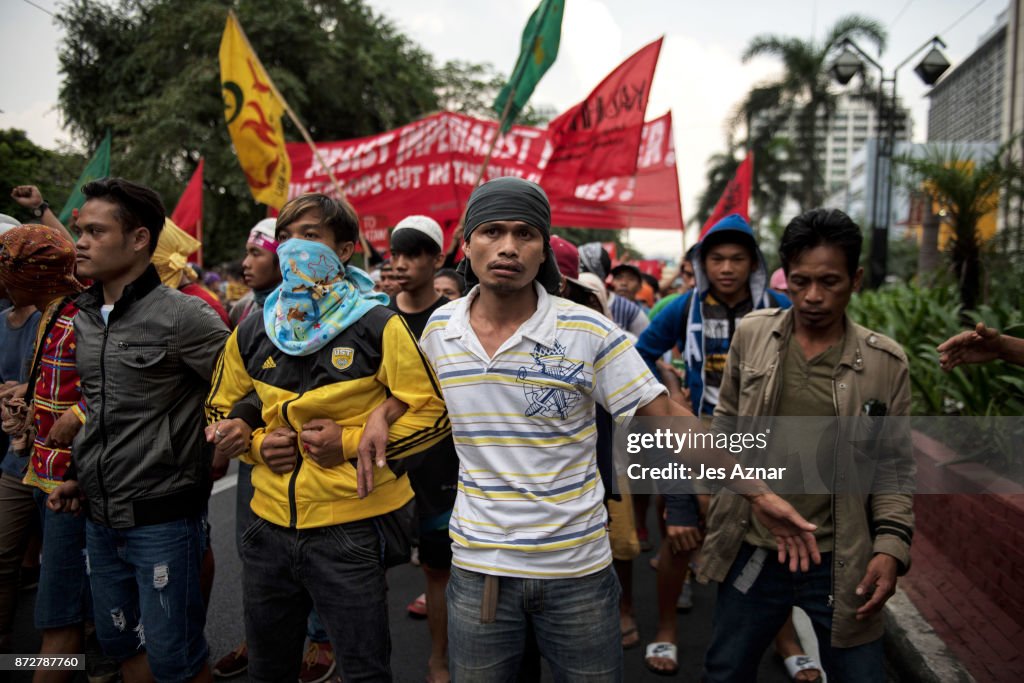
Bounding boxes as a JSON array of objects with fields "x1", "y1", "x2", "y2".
[{"x1": 847, "y1": 280, "x2": 1024, "y2": 472}]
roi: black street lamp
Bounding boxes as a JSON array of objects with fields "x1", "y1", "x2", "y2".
[{"x1": 831, "y1": 36, "x2": 950, "y2": 288}]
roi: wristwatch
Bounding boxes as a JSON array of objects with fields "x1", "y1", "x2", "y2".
[{"x1": 31, "y1": 201, "x2": 50, "y2": 218}]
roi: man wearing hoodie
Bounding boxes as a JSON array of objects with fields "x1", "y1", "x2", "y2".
[
  {"x1": 636, "y1": 213, "x2": 791, "y2": 418},
  {"x1": 634, "y1": 213, "x2": 793, "y2": 674}
]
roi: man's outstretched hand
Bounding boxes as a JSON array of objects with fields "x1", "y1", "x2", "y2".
[
  {"x1": 748, "y1": 492, "x2": 821, "y2": 572},
  {"x1": 937, "y1": 322, "x2": 1004, "y2": 370}
]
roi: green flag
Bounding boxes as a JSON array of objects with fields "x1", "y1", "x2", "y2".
[
  {"x1": 59, "y1": 130, "x2": 111, "y2": 224},
  {"x1": 494, "y1": 0, "x2": 564, "y2": 133}
]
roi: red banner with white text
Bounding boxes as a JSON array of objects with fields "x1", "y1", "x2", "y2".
[{"x1": 287, "y1": 111, "x2": 682, "y2": 253}]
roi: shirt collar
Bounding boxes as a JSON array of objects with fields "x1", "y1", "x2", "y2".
[{"x1": 443, "y1": 281, "x2": 558, "y2": 348}]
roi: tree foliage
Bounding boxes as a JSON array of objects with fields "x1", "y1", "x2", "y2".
[
  {"x1": 56, "y1": 0, "x2": 443, "y2": 264},
  {"x1": 895, "y1": 141, "x2": 1024, "y2": 311},
  {"x1": 435, "y1": 60, "x2": 555, "y2": 127},
  {"x1": 0, "y1": 129, "x2": 85, "y2": 221}
]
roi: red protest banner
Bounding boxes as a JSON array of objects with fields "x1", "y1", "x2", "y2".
[
  {"x1": 699, "y1": 152, "x2": 753, "y2": 238},
  {"x1": 287, "y1": 112, "x2": 548, "y2": 251},
  {"x1": 288, "y1": 107, "x2": 682, "y2": 253},
  {"x1": 542, "y1": 37, "x2": 663, "y2": 193},
  {"x1": 550, "y1": 112, "x2": 682, "y2": 231}
]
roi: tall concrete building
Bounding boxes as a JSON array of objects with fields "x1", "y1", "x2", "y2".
[
  {"x1": 750, "y1": 92, "x2": 912, "y2": 209},
  {"x1": 927, "y1": 11, "x2": 1009, "y2": 142}
]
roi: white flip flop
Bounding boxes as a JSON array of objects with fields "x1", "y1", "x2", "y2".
[
  {"x1": 644, "y1": 642, "x2": 678, "y2": 676},
  {"x1": 784, "y1": 654, "x2": 822, "y2": 681}
]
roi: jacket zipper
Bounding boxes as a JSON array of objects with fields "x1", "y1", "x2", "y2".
[
  {"x1": 281, "y1": 396, "x2": 303, "y2": 529},
  {"x1": 828, "y1": 373, "x2": 841, "y2": 609},
  {"x1": 97, "y1": 324, "x2": 111, "y2": 525}
]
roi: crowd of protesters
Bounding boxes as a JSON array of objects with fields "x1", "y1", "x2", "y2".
[{"x1": 1, "y1": 174, "x2": 1019, "y2": 683}]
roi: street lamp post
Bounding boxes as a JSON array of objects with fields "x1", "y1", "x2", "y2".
[{"x1": 830, "y1": 36, "x2": 950, "y2": 288}]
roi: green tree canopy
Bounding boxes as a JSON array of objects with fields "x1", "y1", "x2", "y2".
[
  {"x1": 56, "y1": 0, "x2": 443, "y2": 264},
  {"x1": 895, "y1": 141, "x2": 1023, "y2": 311}
]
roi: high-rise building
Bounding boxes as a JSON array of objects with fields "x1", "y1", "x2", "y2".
[
  {"x1": 927, "y1": 11, "x2": 1009, "y2": 142},
  {"x1": 819, "y1": 93, "x2": 912, "y2": 194},
  {"x1": 750, "y1": 92, "x2": 912, "y2": 217}
]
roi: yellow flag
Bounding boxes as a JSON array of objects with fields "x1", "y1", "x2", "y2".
[{"x1": 219, "y1": 12, "x2": 291, "y2": 208}]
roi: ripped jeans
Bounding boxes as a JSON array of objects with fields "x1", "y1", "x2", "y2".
[{"x1": 85, "y1": 515, "x2": 209, "y2": 682}]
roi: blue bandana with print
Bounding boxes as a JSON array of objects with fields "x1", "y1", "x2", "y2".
[{"x1": 264, "y1": 239, "x2": 387, "y2": 356}]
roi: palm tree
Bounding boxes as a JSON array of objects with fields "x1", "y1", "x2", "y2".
[
  {"x1": 740, "y1": 15, "x2": 888, "y2": 211},
  {"x1": 896, "y1": 142, "x2": 1023, "y2": 312}
]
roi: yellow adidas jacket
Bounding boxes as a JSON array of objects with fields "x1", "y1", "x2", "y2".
[{"x1": 206, "y1": 305, "x2": 450, "y2": 529}]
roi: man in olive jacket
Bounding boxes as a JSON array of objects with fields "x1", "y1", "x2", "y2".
[{"x1": 699, "y1": 209, "x2": 914, "y2": 683}]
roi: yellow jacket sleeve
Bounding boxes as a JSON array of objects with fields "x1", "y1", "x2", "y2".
[
  {"x1": 205, "y1": 330, "x2": 262, "y2": 466},
  {"x1": 341, "y1": 315, "x2": 450, "y2": 460}
]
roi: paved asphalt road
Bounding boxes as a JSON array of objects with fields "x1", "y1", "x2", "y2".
[{"x1": 10, "y1": 461, "x2": 803, "y2": 682}]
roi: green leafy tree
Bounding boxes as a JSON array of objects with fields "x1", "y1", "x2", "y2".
[
  {"x1": 741, "y1": 15, "x2": 887, "y2": 211},
  {"x1": 436, "y1": 60, "x2": 555, "y2": 127},
  {"x1": 56, "y1": 0, "x2": 442, "y2": 264},
  {"x1": 895, "y1": 142, "x2": 1024, "y2": 311},
  {"x1": 0, "y1": 129, "x2": 85, "y2": 221}
]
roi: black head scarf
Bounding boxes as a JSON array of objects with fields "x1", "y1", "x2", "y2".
[{"x1": 456, "y1": 177, "x2": 562, "y2": 294}]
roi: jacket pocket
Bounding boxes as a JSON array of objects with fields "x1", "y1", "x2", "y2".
[
  {"x1": 116, "y1": 341, "x2": 168, "y2": 369},
  {"x1": 738, "y1": 362, "x2": 770, "y2": 405}
]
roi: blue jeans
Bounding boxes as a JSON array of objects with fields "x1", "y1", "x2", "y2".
[
  {"x1": 234, "y1": 463, "x2": 327, "y2": 643},
  {"x1": 240, "y1": 517, "x2": 391, "y2": 682},
  {"x1": 33, "y1": 489, "x2": 90, "y2": 629},
  {"x1": 447, "y1": 565, "x2": 622, "y2": 683},
  {"x1": 703, "y1": 543, "x2": 885, "y2": 683},
  {"x1": 85, "y1": 515, "x2": 209, "y2": 682}
]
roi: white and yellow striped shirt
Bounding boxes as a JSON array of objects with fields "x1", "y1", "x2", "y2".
[{"x1": 420, "y1": 283, "x2": 666, "y2": 578}]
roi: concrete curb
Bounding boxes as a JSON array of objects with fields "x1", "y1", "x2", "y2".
[{"x1": 884, "y1": 587, "x2": 975, "y2": 683}]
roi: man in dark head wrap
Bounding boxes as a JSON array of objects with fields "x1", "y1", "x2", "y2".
[
  {"x1": 457, "y1": 177, "x2": 563, "y2": 296},
  {"x1": 419, "y1": 178, "x2": 820, "y2": 682}
]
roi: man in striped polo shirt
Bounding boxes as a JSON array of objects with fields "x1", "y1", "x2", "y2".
[{"x1": 419, "y1": 177, "x2": 818, "y2": 681}]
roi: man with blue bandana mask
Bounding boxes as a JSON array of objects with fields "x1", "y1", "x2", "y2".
[{"x1": 206, "y1": 193, "x2": 450, "y2": 683}]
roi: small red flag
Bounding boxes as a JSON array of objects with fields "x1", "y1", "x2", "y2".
[
  {"x1": 171, "y1": 159, "x2": 204, "y2": 265},
  {"x1": 700, "y1": 153, "x2": 753, "y2": 239}
]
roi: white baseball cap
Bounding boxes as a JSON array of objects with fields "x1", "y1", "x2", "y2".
[{"x1": 392, "y1": 215, "x2": 444, "y2": 250}]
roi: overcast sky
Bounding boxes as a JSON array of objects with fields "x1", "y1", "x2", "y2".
[{"x1": 0, "y1": 0, "x2": 1009, "y2": 256}]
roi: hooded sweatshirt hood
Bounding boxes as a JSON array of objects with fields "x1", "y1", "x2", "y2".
[{"x1": 691, "y1": 213, "x2": 770, "y2": 305}]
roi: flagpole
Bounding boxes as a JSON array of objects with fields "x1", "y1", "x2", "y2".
[
  {"x1": 229, "y1": 10, "x2": 375, "y2": 261},
  {"x1": 442, "y1": 87, "x2": 517, "y2": 261},
  {"x1": 472, "y1": 86, "x2": 516, "y2": 188}
]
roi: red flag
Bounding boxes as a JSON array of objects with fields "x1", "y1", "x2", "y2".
[
  {"x1": 172, "y1": 159, "x2": 205, "y2": 265},
  {"x1": 699, "y1": 153, "x2": 753, "y2": 239},
  {"x1": 542, "y1": 38, "x2": 663, "y2": 194}
]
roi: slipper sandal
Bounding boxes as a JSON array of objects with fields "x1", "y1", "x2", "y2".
[
  {"x1": 644, "y1": 642, "x2": 678, "y2": 676},
  {"x1": 407, "y1": 593, "x2": 428, "y2": 618},
  {"x1": 621, "y1": 625, "x2": 640, "y2": 650},
  {"x1": 784, "y1": 654, "x2": 821, "y2": 682}
]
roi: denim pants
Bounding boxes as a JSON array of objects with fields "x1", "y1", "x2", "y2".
[
  {"x1": 240, "y1": 517, "x2": 391, "y2": 683},
  {"x1": 34, "y1": 489, "x2": 90, "y2": 630},
  {"x1": 447, "y1": 565, "x2": 623, "y2": 683},
  {"x1": 85, "y1": 515, "x2": 209, "y2": 682},
  {"x1": 234, "y1": 463, "x2": 327, "y2": 643},
  {"x1": 703, "y1": 543, "x2": 885, "y2": 683}
]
